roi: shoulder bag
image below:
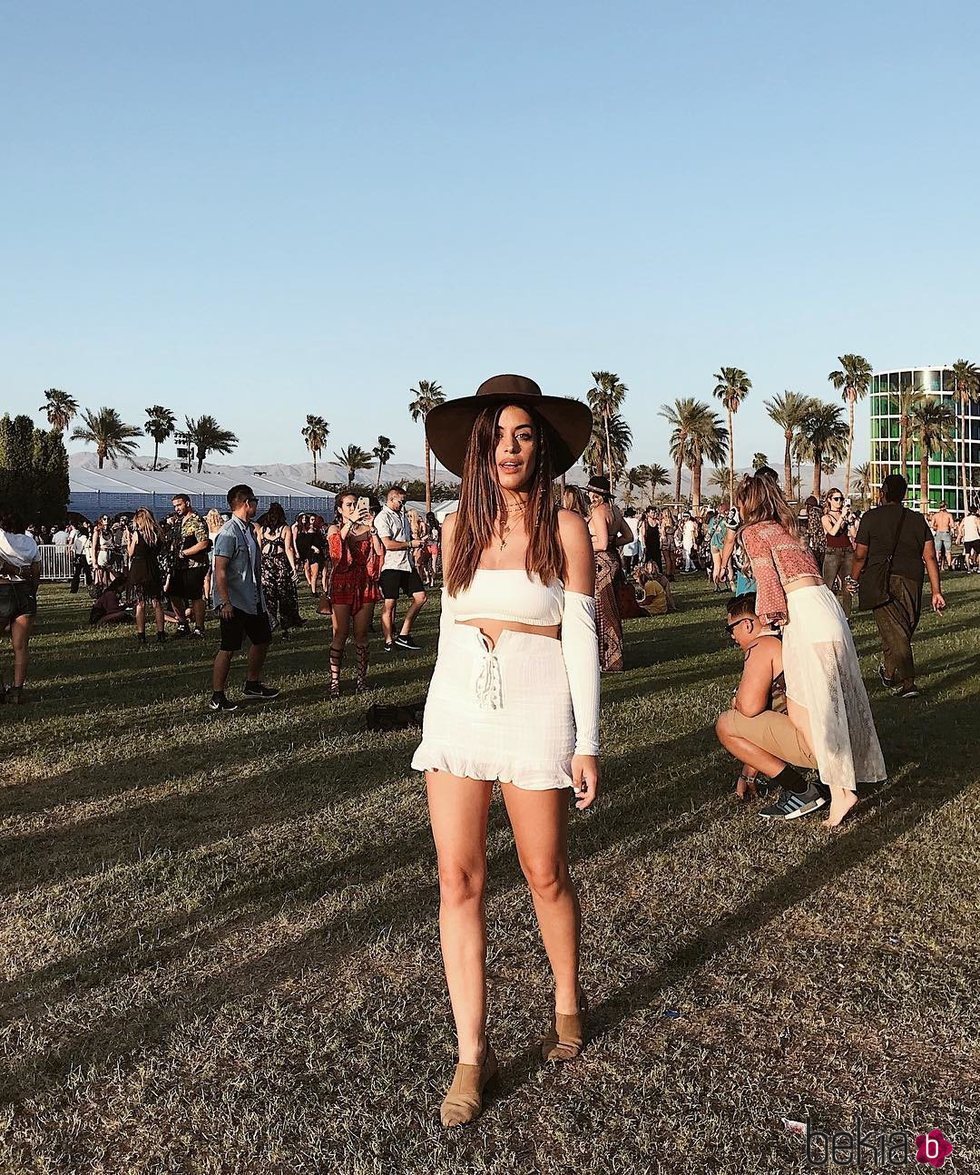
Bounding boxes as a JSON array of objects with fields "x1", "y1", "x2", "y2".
[{"x1": 858, "y1": 508, "x2": 907, "y2": 611}]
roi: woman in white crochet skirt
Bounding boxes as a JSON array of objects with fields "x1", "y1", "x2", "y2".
[{"x1": 412, "y1": 375, "x2": 600, "y2": 1128}]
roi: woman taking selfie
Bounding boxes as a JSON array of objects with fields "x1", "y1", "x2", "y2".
[
  {"x1": 326, "y1": 491, "x2": 383, "y2": 696},
  {"x1": 718, "y1": 473, "x2": 885, "y2": 827},
  {"x1": 412, "y1": 375, "x2": 600, "y2": 1128}
]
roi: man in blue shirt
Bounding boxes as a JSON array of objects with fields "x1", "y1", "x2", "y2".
[{"x1": 209, "y1": 484, "x2": 280, "y2": 711}]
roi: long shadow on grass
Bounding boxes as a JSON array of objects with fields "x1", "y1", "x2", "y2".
[
  {"x1": 4, "y1": 586, "x2": 974, "y2": 1107},
  {"x1": 0, "y1": 693, "x2": 936, "y2": 1109}
]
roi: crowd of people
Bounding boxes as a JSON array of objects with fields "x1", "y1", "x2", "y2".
[
  {"x1": 0, "y1": 371, "x2": 968, "y2": 1132},
  {"x1": 3, "y1": 465, "x2": 970, "y2": 713}
]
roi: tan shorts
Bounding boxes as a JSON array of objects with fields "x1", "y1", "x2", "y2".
[{"x1": 728, "y1": 708, "x2": 817, "y2": 770}]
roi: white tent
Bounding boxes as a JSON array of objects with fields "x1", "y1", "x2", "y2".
[{"x1": 68, "y1": 464, "x2": 334, "y2": 520}]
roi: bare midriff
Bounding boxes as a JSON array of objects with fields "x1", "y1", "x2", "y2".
[
  {"x1": 785, "y1": 575, "x2": 823, "y2": 592},
  {"x1": 457, "y1": 619, "x2": 560, "y2": 648}
]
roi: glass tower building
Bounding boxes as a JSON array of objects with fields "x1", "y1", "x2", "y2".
[{"x1": 869, "y1": 365, "x2": 980, "y2": 513}]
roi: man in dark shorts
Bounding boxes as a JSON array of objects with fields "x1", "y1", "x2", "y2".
[
  {"x1": 170, "y1": 493, "x2": 211, "y2": 638},
  {"x1": 209, "y1": 484, "x2": 279, "y2": 712},
  {"x1": 375, "y1": 486, "x2": 427, "y2": 652},
  {"x1": 849, "y1": 474, "x2": 945, "y2": 699}
]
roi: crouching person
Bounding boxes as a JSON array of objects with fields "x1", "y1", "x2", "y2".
[
  {"x1": 632, "y1": 561, "x2": 676, "y2": 615},
  {"x1": 715, "y1": 593, "x2": 826, "y2": 821}
]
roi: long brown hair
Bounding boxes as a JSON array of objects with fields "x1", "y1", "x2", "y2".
[
  {"x1": 446, "y1": 403, "x2": 564, "y2": 594},
  {"x1": 736, "y1": 473, "x2": 802, "y2": 539},
  {"x1": 132, "y1": 507, "x2": 163, "y2": 545}
]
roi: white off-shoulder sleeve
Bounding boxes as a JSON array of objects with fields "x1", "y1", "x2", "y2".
[{"x1": 561, "y1": 590, "x2": 600, "y2": 755}]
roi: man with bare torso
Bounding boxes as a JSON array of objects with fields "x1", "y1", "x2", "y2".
[
  {"x1": 929, "y1": 502, "x2": 954, "y2": 571},
  {"x1": 714, "y1": 593, "x2": 824, "y2": 820}
]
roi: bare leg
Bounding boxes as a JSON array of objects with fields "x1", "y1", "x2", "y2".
[
  {"x1": 501, "y1": 784, "x2": 581, "y2": 1017},
  {"x1": 400, "y1": 590, "x2": 427, "y2": 637},
  {"x1": 245, "y1": 640, "x2": 269, "y2": 682},
  {"x1": 330, "y1": 605, "x2": 351, "y2": 694},
  {"x1": 192, "y1": 598, "x2": 206, "y2": 631},
  {"x1": 135, "y1": 600, "x2": 146, "y2": 635},
  {"x1": 352, "y1": 601, "x2": 373, "y2": 690},
  {"x1": 10, "y1": 615, "x2": 34, "y2": 687},
  {"x1": 153, "y1": 599, "x2": 165, "y2": 633},
  {"x1": 426, "y1": 771, "x2": 494, "y2": 1065},
  {"x1": 381, "y1": 598, "x2": 397, "y2": 644},
  {"x1": 212, "y1": 650, "x2": 233, "y2": 692}
]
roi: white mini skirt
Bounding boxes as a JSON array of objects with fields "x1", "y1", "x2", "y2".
[{"x1": 411, "y1": 625, "x2": 575, "y2": 790}]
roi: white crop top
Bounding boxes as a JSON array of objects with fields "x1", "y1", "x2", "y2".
[
  {"x1": 445, "y1": 569, "x2": 564, "y2": 626},
  {"x1": 440, "y1": 568, "x2": 600, "y2": 756}
]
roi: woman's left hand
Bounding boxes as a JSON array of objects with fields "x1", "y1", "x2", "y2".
[{"x1": 571, "y1": 755, "x2": 599, "y2": 810}]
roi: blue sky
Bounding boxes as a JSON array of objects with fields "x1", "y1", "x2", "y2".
[{"x1": 3, "y1": 0, "x2": 978, "y2": 475}]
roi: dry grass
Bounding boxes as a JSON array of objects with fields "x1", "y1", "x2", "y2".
[{"x1": 1, "y1": 576, "x2": 978, "y2": 1174}]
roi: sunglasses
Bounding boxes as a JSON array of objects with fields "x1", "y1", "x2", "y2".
[
  {"x1": 830, "y1": 495, "x2": 844, "y2": 502},
  {"x1": 725, "y1": 617, "x2": 751, "y2": 636}
]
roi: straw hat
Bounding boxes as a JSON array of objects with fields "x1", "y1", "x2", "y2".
[{"x1": 424, "y1": 374, "x2": 593, "y2": 478}]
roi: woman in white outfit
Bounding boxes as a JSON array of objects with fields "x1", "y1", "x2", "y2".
[{"x1": 412, "y1": 375, "x2": 600, "y2": 1128}]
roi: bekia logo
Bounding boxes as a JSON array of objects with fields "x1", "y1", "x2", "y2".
[
  {"x1": 802, "y1": 1117, "x2": 954, "y2": 1169},
  {"x1": 915, "y1": 1129, "x2": 953, "y2": 1168}
]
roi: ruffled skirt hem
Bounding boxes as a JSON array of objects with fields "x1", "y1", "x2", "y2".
[{"x1": 411, "y1": 744, "x2": 574, "y2": 791}]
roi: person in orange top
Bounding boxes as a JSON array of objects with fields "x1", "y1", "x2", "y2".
[{"x1": 326, "y1": 491, "x2": 384, "y2": 697}]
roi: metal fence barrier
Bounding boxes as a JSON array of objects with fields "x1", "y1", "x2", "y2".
[{"x1": 38, "y1": 544, "x2": 74, "y2": 581}]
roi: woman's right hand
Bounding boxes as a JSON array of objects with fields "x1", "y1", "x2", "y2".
[{"x1": 571, "y1": 755, "x2": 599, "y2": 810}]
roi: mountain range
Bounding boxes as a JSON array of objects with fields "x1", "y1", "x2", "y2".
[{"x1": 68, "y1": 451, "x2": 823, "y2": 497}]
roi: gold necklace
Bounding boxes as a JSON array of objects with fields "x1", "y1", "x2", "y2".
[
  {"x1": 498, "y1": 509, "x2": 526, "y2": 549},
  {"x1": 497, "y1": 498, "x2": 528, "y2": 549}
]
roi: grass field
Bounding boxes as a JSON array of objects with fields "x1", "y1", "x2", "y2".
[{"x1": 1, "y1": 576, "x2": 978, "y2": 1174}]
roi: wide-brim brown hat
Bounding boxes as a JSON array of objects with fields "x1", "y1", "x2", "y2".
[{"x1": 424, "y1": 374, "x2": 593, "y2": 478}]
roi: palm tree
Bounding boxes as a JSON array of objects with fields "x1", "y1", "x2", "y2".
[
  {"x1": 708, "y1": 465, "x2": 730, "y2": 497},
  {"x1": 949, "y1": 359, "x2": 980, "y2": 514},
  {"x1": 646, "y1": 463, "x2": 670, "y2": 498},
  {"x1": 623, "y1": 465, "x2": 650, "y2": 507},
  {"x1": 712, "y1": 367, "x2": 751, "y2": 500},
  {"x1": 39, "y1": 388, "x2": 79, "y2": 432},
  {"x1": 183, "y1": 415, "x2": 238, "y2": 472},
  {"x1": 144, "y1": 405, "x2": 177, "y2": 470},
  {"x1": 851, "y1": 462, "x2": 873, "y2": 507},
  {"x1": 659, "y1": 398, "x2": 704, "y2": 503},
  {"x1": 583, "y1": 412, "x2": 632, "y2": 484},
  {"x1": 827, "y1": 354, "x2": 873, "y2": 502},
  {"x1": 587, "y1": 372, "x2": 628, "y2": 485},
  {"x1": 372, "y1": 435, "x2": 396, "y2": 490},
  {"x1": 895, "y1": 376, "x2": 925, "y2": 476},
  {"x1": 302, "y1": 415, "x2": 330, "y2": 482},
  {"x1": 333, "y1": 444, "x2": 373, "y2": 487},
  {"x1": 685, "y1": 409, "x2": 728, "y2": 508},
  {"x1": 765, "y1": 391, "x2": 815, "y2": 498},
  {"x1": 751, "y1": 452, "x2": 769, "y2": 471},
  {"x1": 70, "y1": 407, "x2": 142, "y2": 469},
  {"x1": 408, "y1": 379, "x2": 445, "y2": 512},
  {"x1": 909, "y1": 397, "x2": 957, "y2": 512},
  {"x1": 793, "y1": 402, "x2": 849, "y2": 497}
]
